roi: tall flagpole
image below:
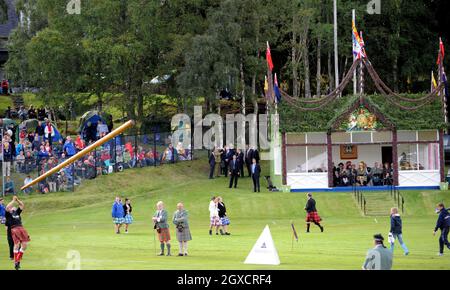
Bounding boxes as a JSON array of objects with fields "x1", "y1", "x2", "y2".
[
  {"x1": 352, "y1": 9, "x2": 357, "y2": 95},
  {"x1": 334, "y1": 0, "x2": 340, "y2": 96}
]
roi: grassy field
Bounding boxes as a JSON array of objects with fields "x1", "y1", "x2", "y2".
[{"x1": 0, "y1": 160, "x2": 449, "y2": 270}]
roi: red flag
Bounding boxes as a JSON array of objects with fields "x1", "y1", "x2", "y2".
[
  {"x1": 437, "y1": 37, "x2": 445, "y2": 65},
  {"x1": 266, "y1": 42, "x2": 274, "y2": 71}
]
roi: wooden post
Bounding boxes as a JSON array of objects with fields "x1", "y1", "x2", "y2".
[
  {"x1": 282, "y1": 132, "x2": 287, "y2": 186},
  {"x1": 392, "y1": 129, "x2": 399, "y2": 186},
  {"x1": 327, "y1": 132, "x2": 334, "y2": 188},
  {"x1": 439, "y1": 129, "x2": 445, "y2": 183}
]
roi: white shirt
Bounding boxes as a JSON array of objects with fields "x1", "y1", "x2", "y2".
[{"x1": 209, "y1": 201, "x2": 218, "y2": 217}]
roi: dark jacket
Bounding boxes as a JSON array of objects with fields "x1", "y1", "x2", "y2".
[
  {"x1": 218, "y1": 202, "x2": 227, "y2": 218},
  {"x1": 209, "y1": 153, "x2": 216, "y2": 165},
  {"x1": 251, "y1": 163, "x2": 261, "y2": 177},
  {"x1": 390, "y1": 214, "x2": 402, "y2": 234},
  {"x1": 305, "y1": 198, "x2": 317, "y2": 213},
  {"x1": 229, "y1": 159, "x2": 240, "y2": 174},
  {"x1": 435, "y1": 209, "x2": 450, "y2": 232}
]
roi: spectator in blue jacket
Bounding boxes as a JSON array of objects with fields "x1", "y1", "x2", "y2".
[
  {"x1": 0, "y1": 198, "x2": 5, "y2": 224},
  {"x1": 63, "y1": 136, "x2": 76, "y2": 157},
  {"x1": 388, "y1": 207, "x2": 409, "y2": 255},
  {"x1": 112, "y1": 197, "x2": 125, "y2": 234},
  {"x1": 433, "y1": 203, "x2": 450, "y2": 256}
]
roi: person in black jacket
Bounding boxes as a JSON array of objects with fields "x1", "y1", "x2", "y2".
[
  {"x1": 304, "y1": 193, "x2": 323, "y2": 233},
  {"x1": 217, "y1": 197, "x2": 231, "y2": 235},
  {"x1": 228, "y1": 154, "x2": 240, "y2": 189},
  {"x1": 251, "y1": 158, "x2": 261, "y2": 192},
  {"x1": 236, "y1": 149, "x2": 245, "y2": 178},
  {"x1": 245, "y1": 146, "x2": 253, "y2": 177},
  {"x1": 208, "y1": 150, "x2": 216, "y2": 179},
  {"x1": 388, "y1": 207, "x2": 409, "y2": 255},
  {"x1": 433, "y1": 203, "x2": 450, "y2": 256}
]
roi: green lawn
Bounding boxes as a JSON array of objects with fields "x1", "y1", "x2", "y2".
[{"x1": 0, "y1": 160, "x2": 449, "y2": 270}]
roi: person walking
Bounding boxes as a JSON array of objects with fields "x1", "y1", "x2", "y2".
[
  {"x1": 251, "y1": 158, "x2": 261, "y2": 193},
  {"x1": 217, "y1": 197, "x2": 230, "y2": 235},
  {"x1": 304, "y1": 193, "x2": 324, "y2": 233},
  {"x1": 173, "y1": 202, "x2": 192, "y2": 256},
  {"x1": 123, "y1": 198, "x2": 133, "y2": 234},
  {"x1": 111, "y1": 197, "x2": 125, "y2": 234},
  {"x1": 362, "y1": 234, "x2": 393, "y2": 270},
  {"x1": 388, "y1": 207, "x2": 409, "y2": 255},
  {"x1": 209, "y1": 197, "x2": 220, "y2": 235},
  {"x1": 153, "y1": 201, "x2": 171, "y2": 256},
  {"x1": 433, "y1": 203, "x2": 450, "y2": 256}
]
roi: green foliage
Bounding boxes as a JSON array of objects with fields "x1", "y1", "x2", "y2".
[{"x1": 279, "y1": 94, "x2": 446, "y2": 132}]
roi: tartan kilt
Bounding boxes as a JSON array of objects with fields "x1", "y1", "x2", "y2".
[
  {"x1": 210, "y1": 216, "x2": 221, "y2": 226},
  {"x1": 157, "y1": 228, "x2": 171, "y2": 242},
  {"x1": 113, "y1": 217, "x2": 125, "y2": 224},
  {"x1": 305, "y1": 211, "x2": 322, "y2": 223},
  {"x1": 124, "y1": 214, "x2": 133, "y2": 224},
  {"x1": 220, "y1": 216, "x2": 230, "y2": 226},
  {"x1": 0, "y1": 217, "x2": 5, "y2": 225},
  {"x1": 11, "y1": 226, "x2": 31, "y2": 244},
  {"x1": 176, "y1": 226, "x2": 192, "y2": 242}
]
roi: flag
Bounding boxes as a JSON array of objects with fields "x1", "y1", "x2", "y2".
[
  {"x1": 266, "y1": 42, "x2": 274, "y2": 71},
  {"x1": 291, "y1": 223, "x2": 299, "y2": 242},
  {"x1": 443, "y1": 68, "x2": 449, "y2": 99},
  {"x1": 432, "y1": 71, "x2": 438, "y2": 90},
  {"x1": 352, "y1": 20, "x2": 366, "y2": 59},
  {"x1": 437, "y1": 37, "x2": 445, "y2": 65},
  {"x1": 274, "y1": 73, "x2": 282, "y2": 104}
]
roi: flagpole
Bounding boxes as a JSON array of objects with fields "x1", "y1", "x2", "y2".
[
  {"x1": 334, "y1": 0, "x2": 340, "y2": 96},
  {"x1": 352, "y1": 9, "x2": 357, "y2": 96},
  {"x1": 360, "y1": 31, "x2": 364, "y2": 97}
]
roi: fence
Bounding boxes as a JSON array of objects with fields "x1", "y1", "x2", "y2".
[
  {"x1": 2, "y1": 131, "x2": 206, "y2": 195},
  {"x1": 352, "y1": 184, "x2": 367, "y2": 215},
  {"x1": 389, "y1": 185, "x2": 405, "y2": 214}
]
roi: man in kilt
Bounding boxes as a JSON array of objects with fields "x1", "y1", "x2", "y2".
[
  {"x1": 173, "y1": 203, "x2": 192, "y2": 256},
  {"x1": 153, "y1": 201, "x2": 172, "y2": 256},
  {"x1": 5, "y1": 196, "x2": 31, "y2": 270},
  {"x1": 112, "y1": 197, "x2": 125, "y2": 234},
  {"x1": 304, "y1": 193, "x2": 324, "y2": 233}
]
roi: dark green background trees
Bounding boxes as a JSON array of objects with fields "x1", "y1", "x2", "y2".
[{"x1": 4, "y1": 0, "x2": 449, "y2": 119}]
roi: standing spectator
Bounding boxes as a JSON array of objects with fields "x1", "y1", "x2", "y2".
[
  {"x1": 217, "y1": 197, "x2": 231, "y2": 235},
  {"x1": 3, "y1": 142, "x2": 13, "y2": 177},
  {"x1": 208, "y1": 149, "x2": 216, "y2": 179},
  {"x1": 35, "y1": 121, "x2": 44, "y2": 143},
  {"x1": 23, "y1": 176, "x2": 33, "y2": 194},
  {"x1": 173, "y1": 202, "x2": 192, "y2": 256},
  {"x1": 152, "y1": 201, "x2": 172, "y2": 256},
  {"x1": 63, "y1": 136, "x2": 76, "y2": 157},
  {"x1": 362, "y1": 234, "x2": 393, "y2": 270},
  {"x1": 44, "y1": 119, "x2": 55, "y2": 147},
  {"x1": 2, "y1": 79, "x2": 9, "y2": 95},
  {"x1": 112, "y1": 197, "x2": 125, "y2": 234},
  {"x1": 252, "y1": 146, "x2": 260, "y2": 164},
  {"x1": 4, "y1": 177, "x2": 15, "y2": 195},
  {"x1": 228, "y1": 154, "x2": 240, "y2": 189},
  {"x1": 24, "y1": 151, "x2": 34, "y2": 174},
  {"x1": 388, "y1": 207, "x2": 409, "y2": 255},
  {"x1": 304, "y1": 193, "x2": 324, "y2": 233},
  {"x1": 208, "y1": 197, "x2": 220, "y2": 236},
  {"x1": 245, "y1": 145, "x2": 253, "y2": 177},
  {"x1": 53, "y1": 139, "x2": 63, "y2": 158},
  {"x1": 214, "y1": 147, "x2": 222, "y2": 177},
  {"x1": 123, "y1": 198, "x2": 133, "y2": 234},
  {"x1": 433, "y1": 203, "x2": 450, "y2": 256},
  {"x1": 383, "y1": 163, "x2": 393, "y2": 185},
  {"x1": 251, "y1": 158, "x2": 261, "y2": 193},
  {"x1": 18, "y1": 106, "x2": 27, "y2": 121},
  {"x1": 5, "y1": 106, "x2": 11, "y2": 118},
  {"x1": 236, "y1": 149, "x2": 245, "y2": 178}
]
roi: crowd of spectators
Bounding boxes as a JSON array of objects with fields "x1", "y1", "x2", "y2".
[
  {"x1": 333, "y1": 161, "x2": 393, "y2": 187},
  {"x1": 2, "y1": 118, "x2": 192, "y2": 195}
]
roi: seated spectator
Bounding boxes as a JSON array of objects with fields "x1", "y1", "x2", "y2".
[
  {"x1": 356, "y1": 162, "x2": 368, "y2": 186},
  {"x1": 53, "y1": 139, "x2": 64, "y2": 157},
  {"x1": 4, "y1": 177, "x2": 15, "y2": 195},
  {"x1": 15, "y1": 151, "x2": 25, "y2": 173},
  {"x1": 58, "y1": 171, "x2": 69, "y2": 191},
  {"x1": 28, "y1": 105, "x2": 36, "y2": 119},
  {"x1": 38, "y1": 180, "x2": 50, "y2": 194},
  {"x1": 97, "y1": 120, "x2": 109, "y2": 138},
  {"x1": 37, "y1": 145, "x2": 50, "y2": 163},
  {"x1": 18, "y1": 106, "x2": 28, "y2": 121},
  {"x1": 24, "y1": 151, "x2": 34, "y2": 174},
  {"x1": 23, "y1": 175, "x2": 33, "y2": 194}
]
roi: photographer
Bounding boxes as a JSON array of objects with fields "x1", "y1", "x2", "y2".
[{"x1": 173, "y1": 203, "x2": 192, "y2": 256}]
